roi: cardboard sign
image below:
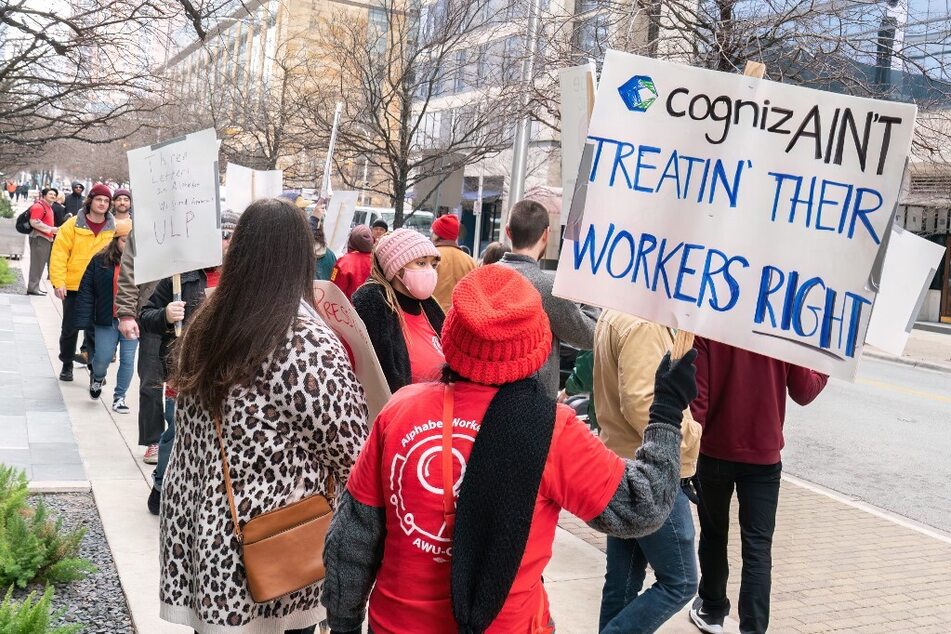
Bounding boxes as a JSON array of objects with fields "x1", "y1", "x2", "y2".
[
  {"x1": 225, "y1": 163, "x2": 282, "y2": 215},
  {"x1": 313, "y1": 281, "x2": 391, "y2": 420},
  {"x1": 559, "y1": 62, "x2": 597, "y2": 225},
  {"x1": 324, "y1": 191, "x2": 360, "y2": 255},
  {"x1": 865, "y1": 227, "x2": 945, "y2": 355},
  {"x1": 128, "y1": 128, "x2": 222, "y2": 285},
  {"x1": 553, "y1": 51, "x2": 917, "y2": 379}
]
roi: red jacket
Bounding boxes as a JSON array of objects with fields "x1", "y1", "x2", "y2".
[
  {"x1": 690, "y1": 337, "x2": 828, "y2": 465},
  {"x1": 331, "y1": 250, "x2": 372, "y2": 300}
]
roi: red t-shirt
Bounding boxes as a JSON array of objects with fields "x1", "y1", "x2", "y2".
[
  {"x1": 401, "y1": 310, "x2": 445, "y2": 383},
  {"x1": 29, "y1": 202, "x2": 55, "y2": 239},
  {"x1": 346, "y1": 382, "x2": 625, "y2": 634}
]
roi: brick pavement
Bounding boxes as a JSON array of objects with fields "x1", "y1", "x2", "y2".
[{"x1": 558, "y1": 477, "x2": 951, "y2": 633}]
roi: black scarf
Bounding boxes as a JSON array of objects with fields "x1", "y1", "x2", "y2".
[{"x1": 450, "y1": 378, "x2": 556, "y2": 634}]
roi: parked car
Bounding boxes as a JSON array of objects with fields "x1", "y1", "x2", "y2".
[{"x1": 352, "y1": 206, "x2": 434, "y2": 236}]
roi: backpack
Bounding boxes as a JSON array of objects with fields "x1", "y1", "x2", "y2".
[{"x1": 15, "y1": 209, "x2": 32, "y2": 234}]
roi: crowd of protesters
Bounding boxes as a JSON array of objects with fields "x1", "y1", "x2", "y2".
[{"x1": 19, "y1": 181, "x2": 827, "y2": 634}]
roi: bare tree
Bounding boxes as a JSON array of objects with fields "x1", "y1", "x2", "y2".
[{"x1": 307, "y1": 0, "x2": 530, "y2": 227}]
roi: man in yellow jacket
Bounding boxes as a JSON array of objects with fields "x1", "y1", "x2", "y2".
[
  {"x1": 50, "y1": 183, "x2": 116, "y2": 382},
  {"x1": 593, "y1": 309, "x2": 702, "y2": 634},
  {"x1": 430, "y1": 213, "x2": 475, "y2": 313}
]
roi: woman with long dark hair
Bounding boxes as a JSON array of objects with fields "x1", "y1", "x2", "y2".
[{"x1": 159, "y1": 199, "x2": 369, "y2": 634}]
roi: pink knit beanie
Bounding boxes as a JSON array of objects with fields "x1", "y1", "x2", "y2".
[{"x1": 375, "y1": 228, "x2": 440, "y2": 280}]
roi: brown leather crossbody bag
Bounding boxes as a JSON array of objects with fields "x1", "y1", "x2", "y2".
[{"x1": 214, "y1": 412, "x2": 334, "y2": 603}]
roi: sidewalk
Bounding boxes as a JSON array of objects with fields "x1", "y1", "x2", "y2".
[{"x1": 864, "y1": 327, "x2": 951, "y2": 373}]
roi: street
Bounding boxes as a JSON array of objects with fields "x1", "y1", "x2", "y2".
[{"x1": 783, "y1": 358, "x2": 951, "y2": 531}]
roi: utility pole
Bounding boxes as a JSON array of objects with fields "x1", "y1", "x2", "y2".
[{"x1": 505, "y1": 0, "x2": 542, "y2": 222}]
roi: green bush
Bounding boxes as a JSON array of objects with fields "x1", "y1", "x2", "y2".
[
  {"x1": 0, "y1": 586, "x2": 81, "y2": 634},
  {"x1": 0, "y1": 466, "x2": 95, "y2": 589},
  {"x1": 0, "y1": 259, "x2": 15, "y2": 287},
  {"x1": 0, "y1": 196, "x2": 12, "y2": 219}
]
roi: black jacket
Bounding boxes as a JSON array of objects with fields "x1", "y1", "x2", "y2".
[
  {"x1": 51, "y1": 202, "x2": 69, "y2": 227},
  {"x1": 352, "y1": 282, "x2": 444, "y2": 393},
  {"x1": 64, "y1": 192, "x2": 84, "y2": 217},
  {"x1": 139, "y1": 269, "x2": 209, "y2": 378},
  {"x1": 73, "y1": 253, "x2": 118, "y2": 329}
]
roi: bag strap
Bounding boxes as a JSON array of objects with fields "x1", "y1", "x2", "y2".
[
  {"x1": 441, "y1": 383, "x2": 455, "y2": 533},
  {"x1": 214, "y1": 411, "x2": 244, "y2": 543}
]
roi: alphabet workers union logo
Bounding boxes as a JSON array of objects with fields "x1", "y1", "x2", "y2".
[{"x1": 618, "y1": 74, "x2": 658, "y2": 112}]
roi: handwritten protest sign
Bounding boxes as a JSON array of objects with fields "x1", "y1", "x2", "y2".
[
  {"x1": 128, "y1": 128, "x2": 222, "y2": 285},
  {"x1": 552, "y1": 51, "x2": 917, "y2": 379},
  {"x1": 324, "y1": 191, "x2": 360, "y2": 255},
  {"x1": 559, "y1": 62, "x2": 597, "y2": 225},
  {"x1": 865, "y1": 227, "x2": 945, "y2": 356},
  {"x1": 313, "y1": 281, "x2": 391, "y2": 420},
  {"x1": 225, "y1": 163, "x2": 282, "y2": 215}
]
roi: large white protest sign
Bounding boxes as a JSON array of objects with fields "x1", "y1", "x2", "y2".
[
  {"x1": 128, "y1": 128, "x2": 222, "y2": 285},
  {"x1": 313, "y1": 281, "x2": 391, "y2": 420},
  {"x1": 560, "y1": 62, "x2": 597, "y2": 225},
  {"x1": 225, "y1": 163, "x2": 282, "y2": 215},
  {"x1": 865, "y1": 227, "x2": 945, "y2": 356},
  {"x1": 324, "y1": 191, "x2": 360, "y2": 255},
  {"x1": 553, "y1": 51, "x2": 917, "y2": 379}
]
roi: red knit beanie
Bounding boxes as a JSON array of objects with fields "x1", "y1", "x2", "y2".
[
  {"x1": 89, "y1": 183, "x2": 113, "y2": 200},
  {"x1": 442, "y1": 265, "x2": 551, "y2": 385},
  {"x1": 432, "y1": 214, "x2": 460, "y2": 241}
]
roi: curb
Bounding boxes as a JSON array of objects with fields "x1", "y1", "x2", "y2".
[
  {"x1": 28, "y1": 480, "x2": 92, "y2": 494},
  {"x1": 861, "y1": 350, "x2": 951, "y2": 374}
]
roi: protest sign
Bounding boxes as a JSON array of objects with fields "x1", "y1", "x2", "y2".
[
  {"x1": 128, "y1": 128, "x2": 222, "y2": 285},
  {"x1": 225, "y1": 163, "x2": 282, "y2": 215},
  {"x1": 559, "y1": 62, "x2": 597, "y2": 225},
  {"x1": 324, "y1": 191, "x2": 360, "y2": 255},
  {"x1": 865, "y1": 227, "x2": 945, "y2": 355},
  {"x1": 552, "y1": 51, "x2": 917, "y2": 379},
  {"x1": 313, "y1": 281, "x2": 391, "y2": 420}
]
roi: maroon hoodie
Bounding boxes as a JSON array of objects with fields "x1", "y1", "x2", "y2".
[{"x1": 690, "y1": 337, "x2": 829, "y2": 465}]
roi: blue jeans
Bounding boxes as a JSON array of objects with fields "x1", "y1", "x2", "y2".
[
  {"x1": 153, "y1": 397, "x2": 175, "y2": 490},
  {"x1": 599, "y1": 489, "x2": 698, "y2": 634},
  {"x1": 92, "y1": 319, "x2": 138, "y2": 400}
]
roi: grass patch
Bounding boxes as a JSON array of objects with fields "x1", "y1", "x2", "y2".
[{"x1": 0, "y1": 258, "x2": 16, "y2": 286}]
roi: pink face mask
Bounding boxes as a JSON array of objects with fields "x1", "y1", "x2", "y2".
[{"x1": 401, "y1": 267, "x2": 438, "y2": 300}]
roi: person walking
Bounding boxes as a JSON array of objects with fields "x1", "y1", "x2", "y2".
[
  {"x1": 352, "y1": 228, "x2": 443, "y2": 392},
  {"x1": 52, "y1": 192, "x2": 69, "y2": 227},
  {"x1": 159, "y1": 198, "x2": 369, "y2": 633},
  {"x1": 688, "y1": 338, "x2": 828, "y2": 634},
  {"x1": 72, "y1": 219, "x2": 137, "y2": 410},
  {"x1": 594, "y1": 310, "x2": 703, "y2": 633},
  {"x1": 26, "y1": 187, "x2": 59, "y2": 296},
  {"x1": 330, "y1": 225, "x2": 374, "y2": 299},
  {"x1": 430, "y1": 214, "x2": 475, "y2": 313},
  {"x1": 500, "y1": 199, "x2": 597, "y2": 397},
  {"x1": 5, "y1": 181, "x2": 15, "y2": 200},
  {"x1": 16, "y1": 183, "x2": 28, "y2": 201},
  {"x1": 322, "y1": 264, "x2": 697, "y2": 634},
  {"x1": 64, "y1": 181, "x2": 85, "y2": 217},
  {"x1": 479, "y1": 241, "x2": 510, "y2": 266},
  {"x1": 139, "y1": 210, "x2": 239, "y2": 514},
  {"x1": 49, "y1": 183, "x2": 116, "y2": 382}
]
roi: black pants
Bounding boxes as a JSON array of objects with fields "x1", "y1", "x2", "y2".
[
  {"x1": 137, "y1": 332, "x2": 166, "y2": 445},
  {"x1": 696, "y1": 454, "x2": 781, "y2": 634},
  {"x1": 59, "y1": 291, "x2": 95, "y2": 364}
]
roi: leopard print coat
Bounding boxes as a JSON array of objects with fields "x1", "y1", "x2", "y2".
[{"x1": 159, "y1": 310, "x2": 369, "y2": 633}]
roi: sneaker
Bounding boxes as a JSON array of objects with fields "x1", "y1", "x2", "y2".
[
  {"x1": 59, "y1": 364, "x2": 73, "y2": 382},
  {"x1": 147, "y1": 486, "x2": 161, "y2": 515},
  {"x1": 112, "y1": 397, "x2": 130, "y2": 414},
  {"x1": 689, "y1": 597, "x2": 725, "y2": 634},
  {"x1": 143, "y1": 444, "x2": 158, "y2": 464},
  {"x1": 89, "y1": 375, "x2": 104, "y2": 400},
  {"x1": 73, "y1": 351, "x2": 88, "y2": 367}
]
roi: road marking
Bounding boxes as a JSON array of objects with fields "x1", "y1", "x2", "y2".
[{"x1": 856, "y1": 377, "x2": 951, "y2": 404}]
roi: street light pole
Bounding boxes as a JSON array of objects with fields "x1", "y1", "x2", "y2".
[{"x1": 506, "y1": 0, "x2": 542, "y2": 215}]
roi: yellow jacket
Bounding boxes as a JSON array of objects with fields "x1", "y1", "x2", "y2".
[
  {"x1": 433, "y1": 242, "x2": 476, "y2": 313},
  {"x1": 50, "y1": 212, "x2": 117, "y2": 291},
  {"x1": 593, "y1": 310, "x2": 702, "y2": 478}
]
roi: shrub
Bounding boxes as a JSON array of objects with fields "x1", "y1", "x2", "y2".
[
  {"x1": 0, "y1": 466, "x2": 95, "y2": 589},
  {"x1": 0, "y1": 586, "x2": 81, "y2": 634},
  {"x1": 0, "y1": 259, "x2": 15, "y2": 287},
  {"x1": 0, "y1": 196, "x2": 12, "y2": 219}
]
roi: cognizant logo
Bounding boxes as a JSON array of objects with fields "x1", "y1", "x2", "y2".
[{"x1": 618, "y1": 75, "x2": 658, "y2": 112}]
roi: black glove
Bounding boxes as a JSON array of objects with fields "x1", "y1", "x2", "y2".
[{"x1": 649, "y1": 349, "x2": 698, "y2": 429}]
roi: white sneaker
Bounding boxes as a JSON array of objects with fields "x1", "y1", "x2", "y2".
[
  {"x1": 112, "y1": 397, "x2": 130, "y2": 414},
  {"x1": 143, "y1": 444, "x2": 159, "y2": 465}
]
